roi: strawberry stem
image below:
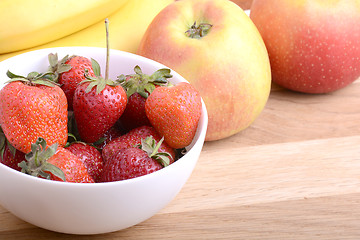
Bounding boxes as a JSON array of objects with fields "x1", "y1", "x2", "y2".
[
  {"x1": 105, "y1": 18, "x2": 110, "y2": 80},
  {"x1": 79, "y1": 18, "x2": 117, "y2": 94}
]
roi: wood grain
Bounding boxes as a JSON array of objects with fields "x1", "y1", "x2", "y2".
[{"x1": 0, "y1": 79, "x2": 359, "y2": 239}]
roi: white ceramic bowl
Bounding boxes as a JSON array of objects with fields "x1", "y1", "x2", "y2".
[{"x1": 0, "y1": 47, "x2": 208, "y2": 234}]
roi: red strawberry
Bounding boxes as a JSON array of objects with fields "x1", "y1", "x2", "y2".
[
  {"x1": 73, "y1": 79, "x2": 127, "y2": 143},
  {"x1": 48, "y1": 147, "x2": 94, "y2": 183},
  {"x1": 66, "y1": 142, "x2": 104, "y2": 182},
  {"x1": 20, "y1": 138, "x2": 94, "y2": 183},
  {"x1": 118, "y1": 92, "x2": 151, "y2": 132},
  {"x1": 101, "y1": 136, "x2": 171, "y2": 182},
  {"x1": 145, "y1": 82, "x2": 202, "y2": 149},
  {"x1": 93, "y1": 126, "x2": 123, "y2": 150},
  {"x1": 0, "y1": 143, "x2": 25, "y2": 171},
  {"x1": 102, "y1": 125, "x2": 176, "y2": 163},
  {"x1": 72, "y1": 32, "x2": 127, "y2": 143},
  {"x1": 117, "y1": 65, "x2": 172, "y2": 132},
  {"x1": 0, "y1": 129, "x2": 25, "y2": 171},
  {"x1": 0, "y1": 71, "x2": 68, "y2": 153},
  {"x1": 48, "y1": 53, "x2": 96, "y2": 110}
]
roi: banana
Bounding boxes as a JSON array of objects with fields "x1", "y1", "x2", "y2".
[
  {"x1": 0, "y1": 0, "x2": 129, "y2": 54},
  {"x1": 0, "y1": 0, "x2": 174, "y2": 62}
]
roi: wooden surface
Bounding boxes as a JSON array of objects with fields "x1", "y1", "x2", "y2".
[{"x1": 0, "y1": 78, "x2": 359, "y2": 239}]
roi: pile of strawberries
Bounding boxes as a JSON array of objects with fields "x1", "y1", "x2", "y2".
[{"x1": 0, "y1": 53, "x2": 202, "y2": 183}]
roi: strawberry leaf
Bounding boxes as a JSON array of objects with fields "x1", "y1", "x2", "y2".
[
  {"x1": 96, "y1": 79, "x2": 106, "y2": 94},
  {"x1": 28, "y1": 137, "x2": 46, "y2": 157},
  {"x1": 85, "y1": 81, "x2": 98, "y2": 93},
  {"x1": 116, "y1": 74, "x2": 126, "y2": 84},
  {"x1": 91, "y1": 58, "x2": 101, "y2": 77},
  {"x1": 31, "y1": 79, "x2": 57, "y2": 87},
  {"x1": 36, "y1": 167, "x2": 52, "y2": 180},
  {"x1": 48, "y1": 53, "x2": 59, "y2": 69},
  {"x1": 47, "y1": 53, "x2": 71, "y2": 81},
  {"x1": 134, "y1": 65, "x2": 143, "y2": 75},
  {"x1": 48, "y1": 53, "x2": 70, "y2": 72},
  {"x1": 27, "y1": 71, "x2": 40, "y2": 79},
  {"x1": 38, "y1": 143, "x2": 58, "y2": 163},
  {"x1": 144, "y1": 83, "x2": 156, "y2": 96},
  {"x1": 139, "y1": 136, "x2": 171, "y2": 167},
  {"x1": 56, "y1": 64, "x2": 72, "y2": 75},
  {"x1": 6, "y1": 70, "x2": 25, "y2": 79},
  {"x1": 154, "y1": 152, "x2": 171, "y2": 167},
  {"x1": 42, "y1": 162, "x2": 65, "y2": 181},
  {"x1": 18, "y1": 161, "x2": 29, "y2": 174},
  {"x1": 151, "y1": 68, "x2": 172, "y2": 82}
]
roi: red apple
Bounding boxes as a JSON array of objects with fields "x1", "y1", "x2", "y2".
[
  {"x1": 250, "y1": 0, "x2": 360, "y2": 93},
  {"x1": 137, "y1": 0, "x2": 271, "y2": 141},
  {"x1": 230, "y1": 0, "x2": 253, "y2": 10}
]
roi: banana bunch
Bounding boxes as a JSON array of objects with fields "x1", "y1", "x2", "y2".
[
  {"x1": 0, "y1": 0, "x2": 174, "y2": 62},
  {"x1": 0, "y1": 0, "x2": 129, "y2": 53}
]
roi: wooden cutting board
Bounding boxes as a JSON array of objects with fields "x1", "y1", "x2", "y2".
[{"x1": 0, "y1": 78, "x2": 359, "y2": 239}]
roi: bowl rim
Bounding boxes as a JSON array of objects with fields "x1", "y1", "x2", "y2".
[{"x1": 0, "y1": 46, "x2": 208, "y2": 188}]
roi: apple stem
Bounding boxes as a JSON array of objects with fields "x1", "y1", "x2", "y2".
[
  {"x1": 185, "y1": 21, "x2": 212, "y2": 39},
  {"x1": 105, "y1": 18, "x2": 110, "y2": 80}
]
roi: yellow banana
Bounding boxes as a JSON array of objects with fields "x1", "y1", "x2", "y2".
[
  {"x1": 0, "y1": 0, "x2": 129, "y2": 54},
  {"x1": 0, "y1": 0, "x2": 174, "y2": 62}
]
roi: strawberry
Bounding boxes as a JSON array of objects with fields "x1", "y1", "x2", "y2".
[
  {"x1": 101, "y1": 136, "x2": 171, "y2": 182},
  {"x1": 0, "y1": 70, "x2": 68, "y2": 153},
  {"x1": 0, "y1": 128, "x2": 25, "y2": 171},
  {"x1": 72, "y1": 22, "x2": 127, "y2": 143},
  {"x1": 47, "y1": 147, "x2": 94, "y2": 183},
  {"x1": 20, "y1": 138, "x2": 94, "y2": 183},
  {"x1": 72, "y1": 74, "x2": 127, "y2": 143},
  {"x1": 117, "y1": 65, "x2": 172, "y2": 132},
  {"x1": 0, "y1": 143, "x2": 25, "y2": 171},
  {"x1": 117, "y1": 92, "x2": 151, "y2": 132},
  {"x1": 102, "y1": 125, "x2": 176, "y2": 163},
  {"x1": 93, "y1": 126, "x2": 123, "y2": 150},
  {"x1": 145, "y1": 82, "x2": 202, "y2": 149},
  {"x1": 48, "y1": 53, "x2": 96, "y2": 110},
  {"x1": 66, "y1": 142, "x2": 104, "y2": 182}
]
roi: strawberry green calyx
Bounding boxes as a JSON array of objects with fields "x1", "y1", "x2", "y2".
[
  {"x1": 185, "y1": 21, "x2": 212, "y2": 39},
  {"x1": 139, "y1": 136, "x2": 171, "y2": 167},
  {"x1": 19, "y1": 137, "x2": 66, "y2": 181},
  {"x1": 6, "y1": 69, "x2": 59, "y2": 87},
  {"x1": 81, "y1": 68, "x2": 118, "y2": 94},
  {"x1": 48, "y1": 53, "x2": 72, "y2": 81},
  {"x1": 118, "y1": 65, "x2": 173, "y2": 98}
]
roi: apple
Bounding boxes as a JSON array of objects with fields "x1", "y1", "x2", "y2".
[
  {"x1": 137, "y1": 0, "x2": 271, "y2": 141},
  {"x1": 230, "y1": 0, "x2": 253, "y2": 10},
  {"x1": 250, "y1": 0, "x2": 360, "y2": 93}
]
